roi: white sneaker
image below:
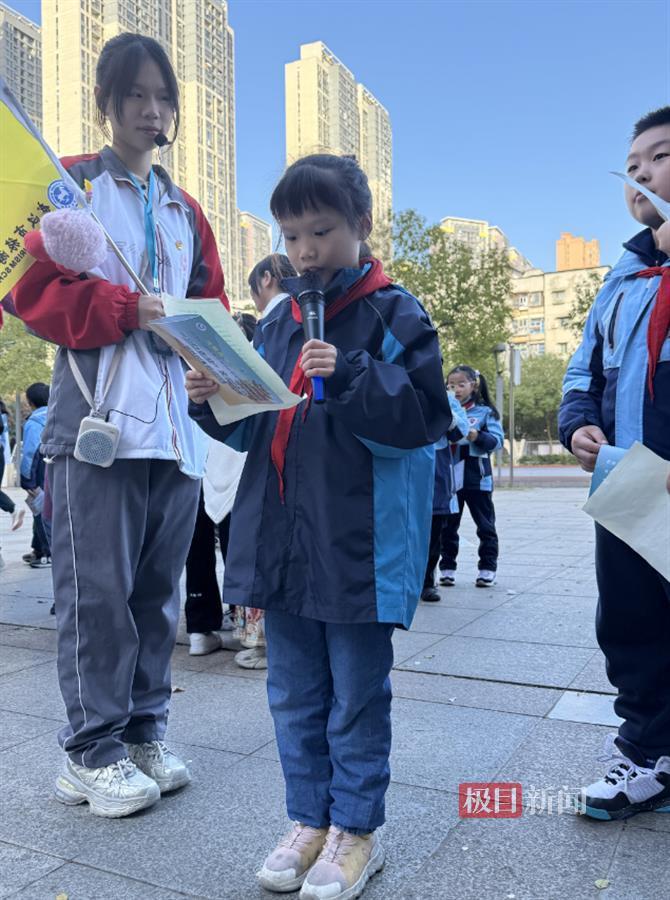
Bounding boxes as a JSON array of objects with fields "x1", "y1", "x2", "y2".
[
  {"x1": 219, "y1": 631, "x2": 244, "y2": 651},
  {"x1": 126, "y1": 740, "x2": 191, "y2": 793},
  {"x1": 258, "y1": 822, "x2": 329, "y2": 892},
  {"x1": 476, "y1": 569, "x2": 496, "y2": 587},
  {"x1": 235, "y1": 646, "x2": 268, "y2": 669},
  {"x1": 299, "y1": 827, "x2": 385, "y2": 899},
  {"x1": 439, "y1": 569, "x2": 455, "y2": 586},
  {"x1": 189, "y1": 631, "x2": 222, "y2": 656},
  {"x1": 54, "y1": 757, "x2": 160, "y2": 818},
  {"x1": 575, "y1": 734, "x2": 670, "y2": 821}
]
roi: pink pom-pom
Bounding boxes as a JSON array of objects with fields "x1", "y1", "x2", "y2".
[{"x1": 40, "y1": 209, "x2": 108, "y2": 273}]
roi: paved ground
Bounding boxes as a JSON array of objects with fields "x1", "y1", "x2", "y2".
[{"x1": 1, "y1": 485, "x2": 667, "y2": 900}]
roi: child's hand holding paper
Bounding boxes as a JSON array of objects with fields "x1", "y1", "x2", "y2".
[{"x1": 186, "y1": 370, "x2": 219, "y2": 405}]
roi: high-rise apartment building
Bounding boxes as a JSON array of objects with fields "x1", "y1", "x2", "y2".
[
  {"x1": 237, "y1": 210, "x2": 272, "y2": 308},
  {"x1": 285, "y1": 42, "x2": 392, "y2": 259},
  {"x1": 439, "y1": 216, "x2": 533, "y2": 276},
  {"x1": 41, "y1": 0, "x2": 240, "y2": 300},
  {"x1": 357, "y1": 83, "x2": 392, "y2": 253},
  {"x1": 0, "y1": 2, "x2": 41, "y2": 129},
  {"x1": 509, "y1": 264, "x2": 609, "y2": 358},
  {"x1": 556, "y1": 231, "x2": 600, "y2": 271}
]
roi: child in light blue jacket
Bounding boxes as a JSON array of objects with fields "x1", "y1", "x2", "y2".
[{"x1": 439, "y1": 366, "x2": 504, "y2": 588}]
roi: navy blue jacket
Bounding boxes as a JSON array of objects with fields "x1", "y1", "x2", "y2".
[
  {"x1": 191, "y1": 271, "x2": 452, "y2": 628},
  {"x1": 559, "y1": 229, "x2": 669, "y2": 460},
  {"x1": 450, "y1": 403, "x2": 504, "y2": 492}
]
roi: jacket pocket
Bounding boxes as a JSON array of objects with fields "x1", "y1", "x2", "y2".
[{"x1": 607, "y1": 292, "x2": 624, "y2": 350}]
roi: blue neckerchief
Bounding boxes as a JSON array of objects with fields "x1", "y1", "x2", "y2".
[
  {"x1": 323, "y1": 263, "x2": 372, "y2": 303},
  {"x1": 129, "y1": 169, "x2": 159, "y2": 294}
]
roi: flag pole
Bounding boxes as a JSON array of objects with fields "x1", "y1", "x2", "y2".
[{"x1": 87, "y1": 208, "x2": 150, "y2": 296}]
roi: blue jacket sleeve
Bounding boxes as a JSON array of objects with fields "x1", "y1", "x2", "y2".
[
  {"x1": 324, "y1": 295, "x2": 452, "y2": 455},
  {"x1": 558, "y1": 299, "x2": 606, "y2": 453},
  {"x1": 473, "y1": 411, "x2": 504, "y2": 453}
]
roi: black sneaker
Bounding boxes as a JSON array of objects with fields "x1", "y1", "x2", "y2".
[
  {"x1": 438, "y1": 570, "x2": 455, "y2": 586},
  {"x1": 23, "y1": 551, "x2": 39, "y2": 565},
  {"x1": 29, "y1": 556, "x2": 52, "y2": 569},
  {"x1": 420, "y1": 586, "x2": 441, "y2": 603},
  {"x1": 575, "y1": 735, "x2": 670, "y2": 821}
]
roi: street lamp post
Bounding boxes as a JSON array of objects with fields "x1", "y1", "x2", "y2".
[
  {"x1": 491, "y1": 343, "x2": 506, "y2": 484},
  {"x1": 508, "y1": 345, "x2": 522, "y2": 487}
]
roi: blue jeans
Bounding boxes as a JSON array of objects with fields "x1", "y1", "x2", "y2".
[{"x1": 265, "y1": 610, "x2": 395, "y2": 834}]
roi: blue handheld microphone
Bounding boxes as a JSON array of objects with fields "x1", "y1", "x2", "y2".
[{"x1": 282, "y1": 272, "x2": 326, "y2": 403}]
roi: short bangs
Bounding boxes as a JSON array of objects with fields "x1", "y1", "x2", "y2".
[
  {"x1": 270, "y1": 154, "x2": 371, "y2": 227},
  {"x1": 96, "y1": 33, "x2": 180, "y2": 136}
]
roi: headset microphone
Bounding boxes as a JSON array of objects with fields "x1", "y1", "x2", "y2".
[{"x1": 153, "y1": 132, "x2": 169, "y2": 148}]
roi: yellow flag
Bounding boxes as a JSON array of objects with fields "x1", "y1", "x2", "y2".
[{"x1": 0, "y1": 77, "x2": 84, "y2": 295}]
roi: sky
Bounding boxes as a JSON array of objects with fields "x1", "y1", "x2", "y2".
[{"x1": 9, "y1": 0, "x2": 670, "y2": 270}]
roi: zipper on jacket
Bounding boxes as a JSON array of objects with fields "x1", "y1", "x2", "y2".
[{"x1": 607, "y1": 292, "x2": 624, "y2": 349}]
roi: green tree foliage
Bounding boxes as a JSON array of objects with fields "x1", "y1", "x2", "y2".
[
  {"x1": 0, "y1": 313, "x2": 52, "y2": 401},
  {"x1": 388, "y1": 210, "x2": 512, "y2": 382},
  {"x1": 568, "y1": 270, "x2": 606, "y2": 337},
  {"x1": 511, "y1": 353, "x2": 566, "y2": 442}
]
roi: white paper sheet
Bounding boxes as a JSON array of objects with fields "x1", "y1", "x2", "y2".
[
  {"x1": 611, "y1": 172, "x2": 670, "y2": 222},
  {"x1": 583, "y1": 442, "x2": 670, "y2": 581}
]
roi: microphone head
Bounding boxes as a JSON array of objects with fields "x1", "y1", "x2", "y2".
[
  {"x1": 154, "y1": 132, "x2": 169, "y2": 148},
  {"x1": 281, "y1": 271, "x2": 324, "y2": 303}
]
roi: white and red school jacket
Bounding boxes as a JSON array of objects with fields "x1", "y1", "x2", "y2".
[{"x1": 12, "y1": 145, "x2": 229, "y2": 478}]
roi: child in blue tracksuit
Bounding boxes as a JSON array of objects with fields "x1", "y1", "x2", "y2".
[
  {"x1": 439, "y1": 365, "x2": 504, "y2": 588},
  {"x1": 187, "y1": 153, "x2": 451, "y2": 900},
  {"x1": 20, "y1": 382, "x2": 50, "y2": 566},
  {"x1": 559, "y1": 106, "x2": 670, "y2": 822},
  {"x1": 421, "y1": 391, "x2": 469, "y2": 602}
]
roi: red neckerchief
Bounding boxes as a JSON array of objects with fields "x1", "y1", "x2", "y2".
[
  {"x1": 270, "y1": 257, "x2": 392, "y2": 501},
  {"x1": 635, "y1": 267, "x2": 670, "y2": 400}
]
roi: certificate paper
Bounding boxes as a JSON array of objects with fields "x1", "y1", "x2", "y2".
[{"x1": 583, "y1": 443, "x2": 670, "y2": 581}]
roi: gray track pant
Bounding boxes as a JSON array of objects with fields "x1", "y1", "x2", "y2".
[{"x1": 49, "y1": 456, "x2": 200, "y2": 767}]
